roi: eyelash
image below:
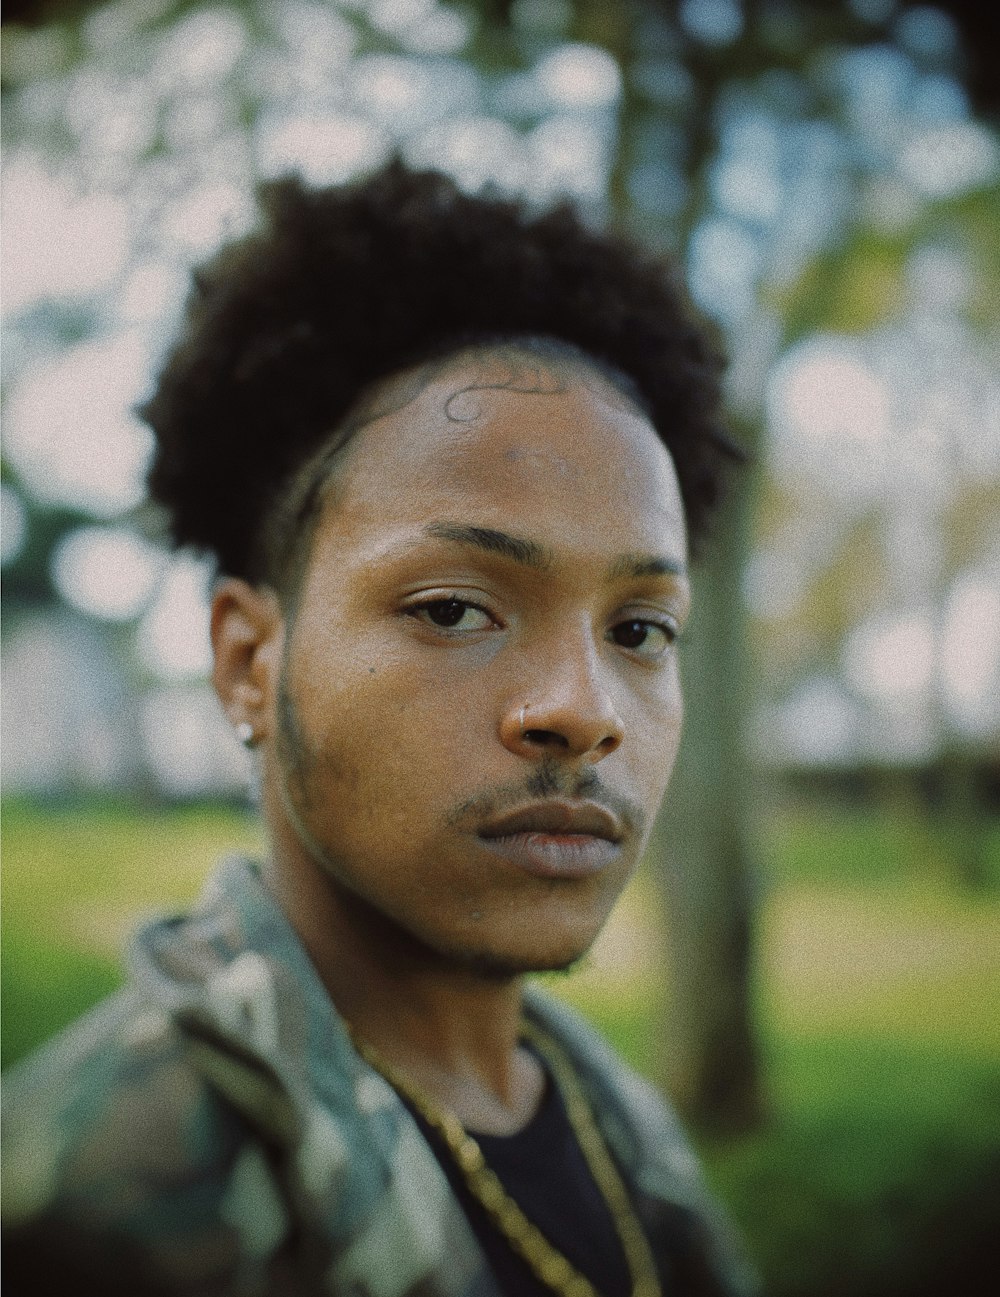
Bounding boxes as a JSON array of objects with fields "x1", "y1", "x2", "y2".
[
  {"x1": 609, "y1": 617, "x2": 680, "y2": 656},
  {"x1": 405, "y1": 596, "x2": 680, "y2": 658},
  {"x1": 406, "y1": 597, "x2": 496, "y2": 632}
]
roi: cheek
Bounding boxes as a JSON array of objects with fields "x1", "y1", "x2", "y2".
[
  {"x1": 288, "y1": 637, "x2": 494, "y2": 805},
  {"x1": 629, "y1": 676, "x2": 684, "y2": 786}
]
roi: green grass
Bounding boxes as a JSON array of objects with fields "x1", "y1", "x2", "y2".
[
  {"x1": 1, "y1": 797, "x2": 264, "y2": 1065},
  {"x1": 3, "y1": 797, "x2": 998, "y2": 1296},
  {"x1": 760, "y1": 799, "x2": 1000, "y2": 892},
  {"x1": 703, "y1": 1037, "x2": 999, "y2": 1297},
  {"x1": 1, "y1": 932, "x2": 120, "y2": 1064}
]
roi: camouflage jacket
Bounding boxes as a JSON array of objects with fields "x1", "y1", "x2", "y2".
[{"x1": 2, "y1": 857, "x2": 758, "y2": 1297}]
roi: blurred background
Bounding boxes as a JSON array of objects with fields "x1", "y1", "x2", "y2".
[{"x1": 2, "y1": 1, "x2": 998, "y2": 1293}]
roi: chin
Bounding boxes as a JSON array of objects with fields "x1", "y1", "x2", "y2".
[
  {"x1": 429, "y1": 892, "x2": 619, "y2": 980},
  {"x1": 442, "y1": 929, "x2": 598, "y2": 981}
]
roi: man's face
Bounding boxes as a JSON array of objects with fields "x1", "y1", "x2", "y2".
[{"x1": 269, "y1": 351, "x2": 689, "y2": 975}]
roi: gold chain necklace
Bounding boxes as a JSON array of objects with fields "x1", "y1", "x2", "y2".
[{"x1": 348, "y1": 1019, "x2": 661, "y2": 1297}]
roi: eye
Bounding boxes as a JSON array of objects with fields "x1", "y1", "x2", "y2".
[
  {"x1": 410, "y1": 598, "x2": 494, "y2": 632},
  {"x1": 609, "y1": 618, "x2": 677, "y2": 658}
]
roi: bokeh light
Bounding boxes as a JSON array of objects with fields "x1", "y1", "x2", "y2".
[
  {"x1": 941, "y1": 573, "x2": 1000, "y2": 733},
  {"x1": 4, "y1": 333, "x2": 154, "y2": 516},
  {"x1": 534, "y1": 43, "x2": 621, "y2": 110},
  {"x1": 900, "y1": 122, "x2": 999, "y2": 197},
  {"x1": 777, "y1": 345, "x2": 890, "y2": 443},
  {"x1": 843, "y1": 611, "x2": 935, "y2": 700},
  {"x1": 2, "y1": 161, "x2": 130, "y2": 314},
  {"x1": 679, "y1": 0, "x2": 744, "y2": 47},
  {"x1": 137, "y1": 555, "x2": 214, "y2": 681},
  {"x1": 51, "y1": 526, "x2": 166, "y2": 623},
  {"x1": 0, "y1": 0, "x2": 997, "y2": 795}
]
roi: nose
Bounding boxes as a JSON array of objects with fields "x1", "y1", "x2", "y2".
[{"x1": 500, "y1": 629, "x2": 624, "y2": 763}]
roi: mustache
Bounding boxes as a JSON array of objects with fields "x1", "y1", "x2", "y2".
[{"x1": 446, "y1": 758, "x2": 645, "y2": 840}]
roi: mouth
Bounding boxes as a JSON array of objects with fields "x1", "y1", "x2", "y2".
[{"x1": 476, "y1": 801, "x2": 624, "y2": 879}]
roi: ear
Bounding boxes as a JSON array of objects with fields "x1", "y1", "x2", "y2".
[{"x1": 211, "y1": 578, "x2": 285, "y2": 746}]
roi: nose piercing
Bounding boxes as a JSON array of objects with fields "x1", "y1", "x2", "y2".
[{"x1": 519, "y1": 704, "x2": 529, "y2": 736}]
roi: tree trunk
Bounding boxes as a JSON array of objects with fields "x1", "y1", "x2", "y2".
[
  {"x1": 646, "y1": 443, "x2": 765, "y2": 1132},
  {"x1": 594, "y1": 0, "x2": 766, "y2": 1130}
]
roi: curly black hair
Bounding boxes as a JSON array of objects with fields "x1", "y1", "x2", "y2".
[{"x1": 143, "y1": 161, "x2": 738, "y2": 586}]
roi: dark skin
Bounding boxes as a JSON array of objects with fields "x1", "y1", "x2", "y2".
[{"x1": 211, "y1": 348, "x2": 690, "y2": 1135}]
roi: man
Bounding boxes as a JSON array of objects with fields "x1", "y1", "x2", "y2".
[{"x1": 2, "y1": 163, "x2": 756, "y2": 1296}]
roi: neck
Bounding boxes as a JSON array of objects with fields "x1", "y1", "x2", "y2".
[{"x1": 262, "y1": 778, "x2": 544, "y2": 1134}]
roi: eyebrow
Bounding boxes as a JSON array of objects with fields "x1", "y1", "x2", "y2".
[
  {"x1": 607, "y1": 552, "x2": 687, "y2": 580},
  {"x1": 423, "y1": 522, "x2": 686, "y2": 581},
  {"x1": 424, "y1": 522, "x2": 553, "y2": 570}
]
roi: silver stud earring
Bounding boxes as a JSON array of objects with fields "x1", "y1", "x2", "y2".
[{"x1": 235, "y1": 721, "x2": 257, "y2": 749}]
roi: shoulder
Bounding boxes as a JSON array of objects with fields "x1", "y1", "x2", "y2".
[
  {"x1": 2, "y1": 990, "x2": 288, "y2": 1294},
  {"x1": 3, "y1": 990, "x2": 239, "y2": 1214},
  {"x1": 523, "y1": 985, "x2": 760, "y2": 1297}
]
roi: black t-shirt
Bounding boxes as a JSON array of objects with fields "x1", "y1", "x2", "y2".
[{"x1": 407, "y1": 1061, "x2": 634, "y2": 1297}]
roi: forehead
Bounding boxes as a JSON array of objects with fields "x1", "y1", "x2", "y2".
[{"x1": 319, "y1": 352, "x2": 686, "y2": 558}]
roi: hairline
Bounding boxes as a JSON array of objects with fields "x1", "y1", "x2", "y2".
[{"x1": 255, "y1": 336, "x2": 655, "y2": 616}]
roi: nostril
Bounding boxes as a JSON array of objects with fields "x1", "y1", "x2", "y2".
[{"x1": 523, "y1": 728, "x2": 570, "y2": 749}]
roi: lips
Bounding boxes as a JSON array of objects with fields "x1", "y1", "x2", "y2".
[
  {"x1": 475, "y1": 800, "x2": 624, "y2": 879},
  {"x1": 477, "y1": 800, "x2": 623, "y2": 843}
]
